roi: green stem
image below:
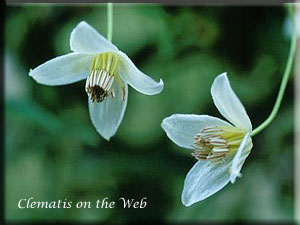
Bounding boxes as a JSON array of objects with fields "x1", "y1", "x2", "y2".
[
  {"x1": 251, "y1": 5, "x2": 297, "y2": 137},
  {"x1": 107, "y1": 3, "x2": 113, "y2": 42}
]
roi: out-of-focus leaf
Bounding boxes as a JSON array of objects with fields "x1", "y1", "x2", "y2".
[{"x1": 169, "y1": 9, "x2": 220, "y2": 51}]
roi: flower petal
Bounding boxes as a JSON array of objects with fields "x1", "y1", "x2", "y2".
[
  {"x1": 161, "y1": 114, "x2": 231, "y2": 150},
  {"x1": 182, "y1": 159, "x2": 232, "y2": 206},
  {"x1": 88, "y1": 82, "x2": 128, "y2": 140},
  {"x1": 211, "y1": 72, "x2": 252, "y2": 131},
  {"x1": 70, "y1": 21, "x2": 118, "y2": 54},
  {"x1": 29, "y1": 53, "x2": 93, "y2": 85},
  {"x1": 117, "y1": 51, "x2": 164, "y2": 95},
  {"x1": 230, "y1": 133, "x2": 252, "y2": 183}
]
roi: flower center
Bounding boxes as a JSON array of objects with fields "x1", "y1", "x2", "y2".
[
  {"x1": 85, "y1": 52, "x2": 119, "y2": 103},
  {"x1": 192, "y1": 126, "x2": 246, "y2": 162}
]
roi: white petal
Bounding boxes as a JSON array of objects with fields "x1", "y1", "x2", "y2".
[
  {"x1": 117, "y1": 51, "x2": 164, "y2": 95},
  {"x1": 182, "y1": 159, "x2": 232, "y2": 206},
  {"x1": 161, "y1": 114, "x2": 231, "y2": 149},
  {"x1": 29, "y1": 53, "x2": 93, "y2": 85},
  {"x1": 211, "y1": 72, "x2": 252, "y2": 131},
  {"x1": 70, "y1": 21, "x2": 118, "y2": 54},
  {"x1": 230, "y1": 133, "x2": 253, "y2": 183},
  {"x1": 88, "y1": 82, "x2": 128, "y2": 140}
]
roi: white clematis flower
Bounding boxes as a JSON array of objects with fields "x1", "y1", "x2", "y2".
[
  {"x1": 161, "y1": 72, "x2": 253, "y2": 206},
  {"x1": 29, "y1": 21, "x2": 164, "y2": 140}
]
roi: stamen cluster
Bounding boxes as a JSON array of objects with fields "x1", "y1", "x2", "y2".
[
  {"x1": 85, "y1": 70, "x2": 115, "y2": 102},
  {"x1": 192, "y1": 126, "x2": 245, "y2": 162},
  {"x1": 85, "y1": 52, "x2": 118, "y2": 103}
]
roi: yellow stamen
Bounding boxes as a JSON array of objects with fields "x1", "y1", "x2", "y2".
[
  {"x1": 85, "y1": 52, "x2": 125, "y2": 103},
  {"x1": 192, "y1": 126, "x2": 246, "y2": 163}
]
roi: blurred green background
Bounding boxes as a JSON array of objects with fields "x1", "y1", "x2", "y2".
[{"x1": 5, "y1": 4, "x2": 294, "y2": 223}]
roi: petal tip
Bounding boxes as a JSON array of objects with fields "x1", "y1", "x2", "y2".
[
  {"x1": 181, "y1": 200, "x2": 192, "y2": 207},
  {"x1": 181, "y1": 195, "x2": 194, "y2": 207},
  {"x1": 74, "y1": 21, "x2": 89, "y2": 30},
  {"x1": 219, "y1": 71, "x2": 228, "y2": 77},
  {"x1": 70, "y1": 21, "x2": 88, "y2": 52},
  {"x1": 28, "y1": 68, "x2": 41, "y2": 83},
  {"x1": 161, "y1": 114, "x2": 178, "y2": 129},
  {"x1": 28, "y1": 68, "x2": 33, "y2": 77},
  {"x1": 214, "y1": 71, "x2": 228, "y2": 84},
  {"x1": 158, "y1": 78, "x2": 164, "y2": 86},
  {"x1": 161, "y1": 117, "x2": 171, "y2": 133},
  {"x1": 161, "y1": 117, "x2": 169, "y2": 130},
  {"x1": 93, "y1": 126, "x2": 114, "y2": 141},
  {"x1": 230, "y1": 171, "x2": 242, "y2": 184},
  {"x1": 103, "y1": 135, "x2": 111, "y2": 141},
  {"x1": 141, "y1": 77, "x2": 164, "y2": 95},
  {"x1": 78, "y1": 20, "x2": 88, "y2": 26},
  {"x1": 157, "y1": 79, "x2": 164, "y2": 93}
]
